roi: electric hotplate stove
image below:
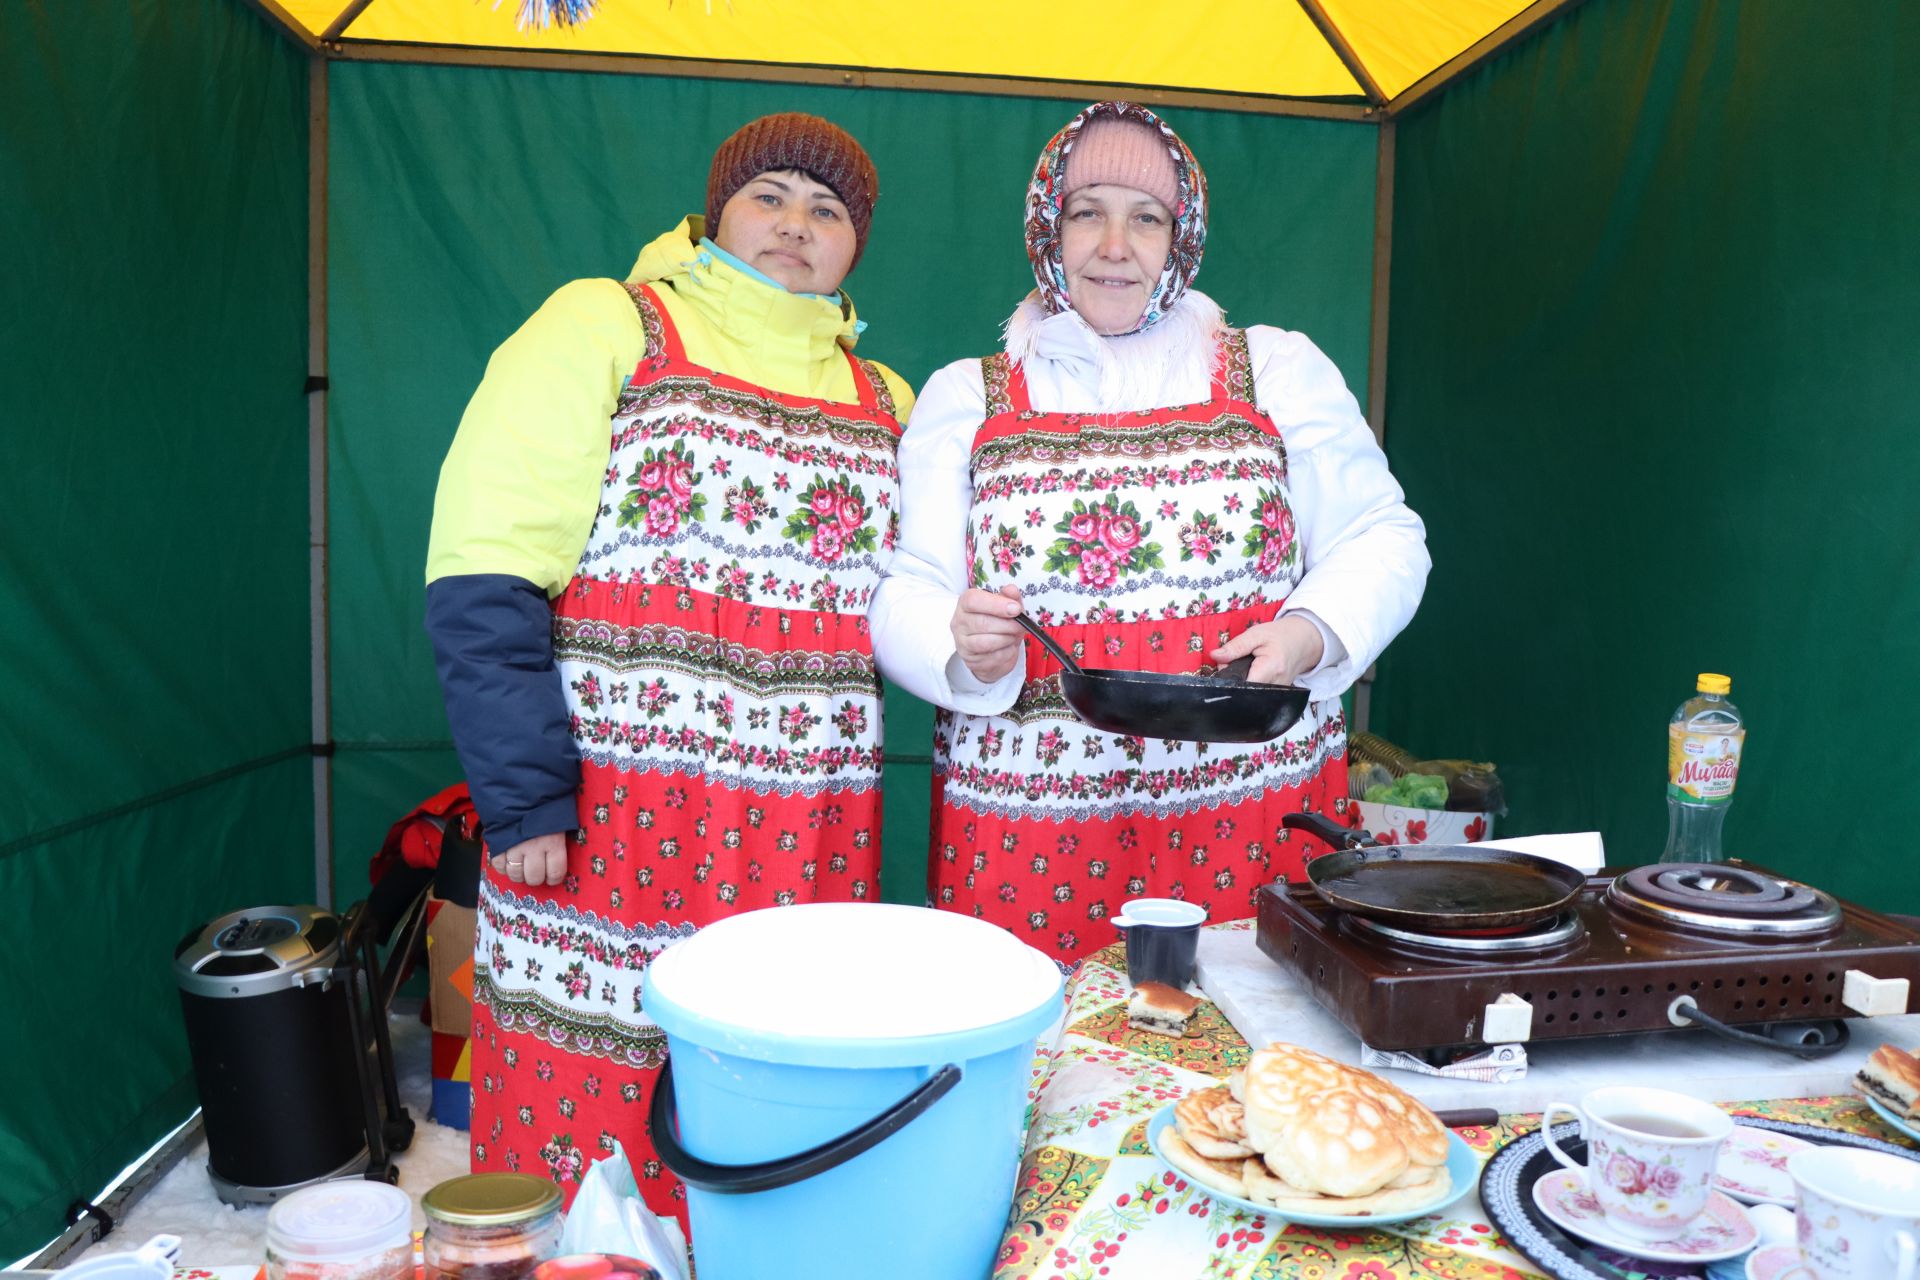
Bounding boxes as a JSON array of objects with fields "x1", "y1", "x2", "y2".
[{"x1": 1255, "y1": 861, "x2": 1920, "y2": 1054}]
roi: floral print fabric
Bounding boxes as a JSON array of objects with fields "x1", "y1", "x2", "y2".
[
  {"x1": 470, "y1": 283, "x2": 901, "y2": 1222},
  {"x1": 998, "y1": 926, "x2": 1919, "y2": 1280},
  {"x1": 1024, "y1": 101, "x2": 1208, "y2": 336},
  {"x1": 931, "y1": 335, "x2": 1346, "y2": 968}
]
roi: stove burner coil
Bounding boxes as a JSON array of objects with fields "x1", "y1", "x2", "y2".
[
  {"x1": 1618, "y1": 863, "x2": 1820, "y2": 916},
  {"x1": 1607, "y1": 863, "x2": 1841, "y2": 937},
  {"x1": 1345, "y1": 909, "x2": 1584, "y2": 954}
]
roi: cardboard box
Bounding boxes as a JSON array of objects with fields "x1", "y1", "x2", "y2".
[
  {"x1": 1354, "y1": 801, "x2": 1496, "y2": 846},
  {"x1": 431, "y1": 1029, "x2": 472, "y2": 1130},
  {"x1": 426, "y1": 898, "x2": 477, "y2": 1038}
]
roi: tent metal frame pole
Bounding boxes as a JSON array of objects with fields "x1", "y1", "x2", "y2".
[
  {"x1": 1365, "y1": 119, "x2": 1395, "y2": 448},
  {"x1": 318, "y1": 41, "x2": 1379, "y2": 121},
  {"x1": 309, "y1": 57, "x2": 335, "y2": 908},
  {"x1": 322, "y1": 0, "x2": 377, "y2": 43},
  {"x1": 1293, "y1": 0, "x2": 1387, "y2": 106},
  {"x1": 1386, "y1": 0, "x2": 1592, "y2": 117},
  {"x1": 237, "y1": 0, "x2": 320, "y2": 51},
  {"x1": 22, "y1": 1115, "x2": 206, "y2": 1269},
  {"x1": 1353, "y1": 118, "x2": 1395, "y2": 738}
]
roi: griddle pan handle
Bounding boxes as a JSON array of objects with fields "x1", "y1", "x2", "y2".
[
  {"x1": 1283, "y1": 810, "x2": 1373, "y2": 852},
  {"x1": 1013, "y1": 612, "x2": 1083, "y2": 676}
]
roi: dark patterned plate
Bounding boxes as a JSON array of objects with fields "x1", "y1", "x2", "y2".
[{"x1": 1479, "y1": 1119, "x2": 1920, "y2": 1280}]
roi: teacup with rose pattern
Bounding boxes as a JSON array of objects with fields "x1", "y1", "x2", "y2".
[
  {"x1": 1544, "y1": 1085, "x2": 1734, "y2": 1241},
  {"x1": 1783, "y1": 1146, "x2": 1920, "y2": 1280}
]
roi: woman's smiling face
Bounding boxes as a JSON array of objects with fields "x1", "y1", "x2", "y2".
[
  {"x1": 1058, "y1": 183, "x2": 1174, "y2": 335},
  {"x1": 713, "y1": 169, "x2": 857, "y2": 295}
]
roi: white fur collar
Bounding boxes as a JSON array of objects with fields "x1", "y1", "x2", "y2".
[{"x1": 1002, "y1": 289, "x2": 1229, "y2": 413}]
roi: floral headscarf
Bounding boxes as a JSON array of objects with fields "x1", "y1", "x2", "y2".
[{"x1": 1023, "y1": 101, "x2": 1209, "y2": 336}]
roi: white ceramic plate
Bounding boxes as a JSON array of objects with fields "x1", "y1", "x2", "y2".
[
  {"x1": 1529, "y1": 1168, "x2": 1757, "y2": 1264},
  {"x1": 1144, "y1": 1103, "x2": 1475, "y2": 1226},
  {"x1": 1714, "y1": 1124, "x2": 1817, "y2": 1206}
]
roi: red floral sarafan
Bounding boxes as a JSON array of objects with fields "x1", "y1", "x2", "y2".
[
  {"x1": 782, "y1": 472, "x2": 877, "y2": 563},
  {"x1": 616, "y1": 438, "x2": 706, "y2": 537},
  {"x1": 933, "y1": 333, "x2": 1347, "y2": 968},
  {"x1": 1241, "y1": 490, "x2": 1299, "y2": 576},
  {"x1": 470, "y1": 282, "x2": 901, "y2": 1222},
  {"x1": 1044, "y1": 497, "x2": 1165, "y2": 587}
]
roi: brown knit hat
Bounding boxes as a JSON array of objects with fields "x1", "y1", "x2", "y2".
[{"x1": 706, "y1": 113, "x2": 879, "y2": 265}]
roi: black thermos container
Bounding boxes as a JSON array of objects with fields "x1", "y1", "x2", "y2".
[{"x1": 173, "y1": 906, "x2": 367, "y2": 1203}]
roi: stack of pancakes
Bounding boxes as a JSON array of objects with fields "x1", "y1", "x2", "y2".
[{"x1": 1161, "y1": 1044, "x2": 1452, "y2": 1214}]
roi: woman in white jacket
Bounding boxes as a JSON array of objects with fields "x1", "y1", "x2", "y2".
[{"x1": 872, "y1": 101, "x2": 1429, "y2": 967}]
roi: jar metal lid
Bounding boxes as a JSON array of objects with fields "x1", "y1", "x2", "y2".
[
  {"x1": 267, "y1": 1181, "x2": 412, "y2": 1261},
  {"x1": 422, "y1": 1174, "x2": 562, "y2": 1227}
]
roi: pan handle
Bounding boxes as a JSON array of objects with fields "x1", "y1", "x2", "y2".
[
  {"x1": 1013, "y1": 612, "x2": 1084, "y2": 677},
  {"x1": 1283, "y1": 811, "x2": 1372, "y2": 852}
]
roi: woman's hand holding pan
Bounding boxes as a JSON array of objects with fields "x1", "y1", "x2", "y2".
[
  {"x1": 951, "y1": 585, "x2": 1026, "y2": 682},
  {"x1": 1208, "y1": 615, "x2": 1325, "y2": 686}
]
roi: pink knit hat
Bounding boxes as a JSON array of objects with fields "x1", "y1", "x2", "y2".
[
  {"x1": 1062, "y1": 116, "x2": 1181, "y2": 211},
  {"x1": 1025, "y1": 102, "x2": 1208, "y2": 334}
]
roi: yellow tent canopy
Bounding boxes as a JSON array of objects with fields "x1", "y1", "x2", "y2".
[{"x1": 254, "y1": 0, "x2": 1585, "y2": 118}]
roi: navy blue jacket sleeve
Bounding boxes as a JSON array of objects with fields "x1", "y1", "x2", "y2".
[{"x1": 425, "y1": 573, "x2": 581, "y2": 852}]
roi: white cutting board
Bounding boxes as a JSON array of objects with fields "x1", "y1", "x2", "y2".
[{"x1": 1197, "y1": 925, "x2": 1920, "y2": 1114}]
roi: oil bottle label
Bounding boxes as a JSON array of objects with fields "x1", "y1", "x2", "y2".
[{"x1": 1668, "y1": 725, "x2": 1744, "y2": 803}]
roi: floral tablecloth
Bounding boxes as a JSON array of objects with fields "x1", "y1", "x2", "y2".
[{"x1": 995, "y1": 923, "x2": 1919, "y2": 1280}]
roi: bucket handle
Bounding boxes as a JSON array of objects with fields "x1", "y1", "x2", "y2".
[{"x1": 649, "y1": 1057, "x2": 963, "y2": 1194}]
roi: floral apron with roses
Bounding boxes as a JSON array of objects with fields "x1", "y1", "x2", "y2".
[
  {"x1": 930, "y1": 332, "x2": 1348, "y2": 969},
  {"x1": 469, "y1": 283, "x2": 901, "y2": 1221}
]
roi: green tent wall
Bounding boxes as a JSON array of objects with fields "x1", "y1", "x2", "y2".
[
  {"x1": 1376, "y1": 0, "x2": 1920, "y2": 908},
  {"x1": 1, "y1": 0, "x2": 311, "y2": 1258},
  {"x1": 8, "y1": 0, "x2": 1920, "y2": 1263}
]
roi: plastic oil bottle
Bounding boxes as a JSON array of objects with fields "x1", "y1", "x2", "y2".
[{"x1": 1664, "y1": 673, "x2": 1744, "y2": 862}]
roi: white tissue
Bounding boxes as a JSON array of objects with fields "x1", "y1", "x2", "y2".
[
  {"x1": 1474, "y1": 832, "x2": 1605, "y2": 872},
  {"x1": 1359, "y1": 1042, "x2": 1528, "y2": 1083},
  {"x1": 557, "y1": 1142, "x2": 689, "y2": 1280}
]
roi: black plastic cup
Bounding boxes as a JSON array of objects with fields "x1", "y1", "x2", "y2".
[{"x1": 1114, "y1": 898, "x2": 1208, "y2": 987}]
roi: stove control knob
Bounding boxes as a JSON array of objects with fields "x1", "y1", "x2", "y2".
[
  {"x1": 1842, "y1": 970, "x2": 1909, "y2": 1017},
  {"x1": 1482, "y1": 993, "x2": 1533, "y2": 1043}
]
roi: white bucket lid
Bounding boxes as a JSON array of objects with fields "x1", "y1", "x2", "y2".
[
  {"x1": 646, "y1": 903, "x2": 1061, "y2": 1045},
  {"x1": 266, "y1": 1180, "x2": 412, "y2": 1261}
]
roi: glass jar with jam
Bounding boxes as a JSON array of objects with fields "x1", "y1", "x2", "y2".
[
  {"x1": 266, "y1": 1181, "x2": 414, "y2": 1280},
  {"x1": 422, "y1": 1173, "x2": 563, "y2": 1280}
]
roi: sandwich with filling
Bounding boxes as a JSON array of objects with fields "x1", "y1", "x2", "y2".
[
  {"x1": 1855, "y1": 1043, "x2": 1920, "y2": 1119},
  {"x1": 1128, "y1": 981, "x2": 1203, "y2": 1037}
]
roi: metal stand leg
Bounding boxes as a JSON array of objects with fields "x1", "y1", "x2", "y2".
[{"x1": 338, "y1": 892, "x2": 427, "y2": 1183}]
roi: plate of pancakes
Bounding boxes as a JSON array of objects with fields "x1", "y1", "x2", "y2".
[{"x1": 1146, "y1": 1043, "x2": 1476, "y2": 1225}]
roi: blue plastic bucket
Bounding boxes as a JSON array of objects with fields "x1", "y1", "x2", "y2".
[{"x1": 643, "y1": 903, "x2": 1062, "y2": 1280}]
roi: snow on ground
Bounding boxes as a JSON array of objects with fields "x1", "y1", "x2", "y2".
[{"x1": 68, "y1": 1003, "x2": 475, "y2": 1269}]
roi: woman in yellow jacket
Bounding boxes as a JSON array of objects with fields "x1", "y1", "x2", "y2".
[{"x1": 425, "y1": 113, "x2": 912, "y2": 1218}]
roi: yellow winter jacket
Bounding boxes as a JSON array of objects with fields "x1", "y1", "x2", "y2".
[{"x1": 426, "y1": 217, "x2": 914, "y2": 596}]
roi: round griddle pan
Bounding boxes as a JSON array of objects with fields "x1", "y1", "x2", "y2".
[
  {"x1": 1283, "y1": 811, "x2": 1588, "y2": 931},
  {"x1": 1015, "y1": 614, "x2": 1308, "y2": 744}
]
